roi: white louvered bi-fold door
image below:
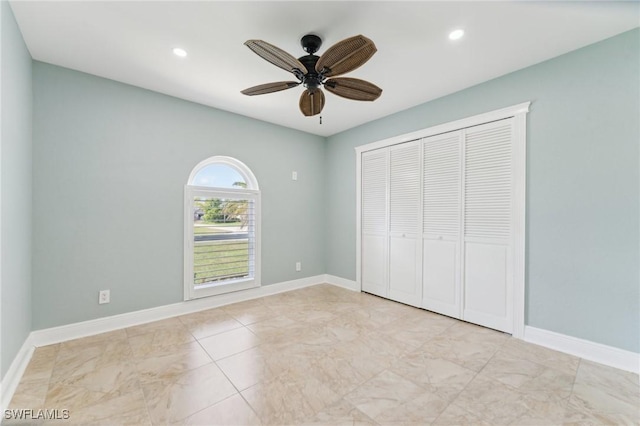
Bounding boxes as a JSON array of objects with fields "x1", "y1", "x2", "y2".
[
  {"x1": 388, "y1": 141, "x2": 422, "y2": 307},
  {"x1": 361, "y1": 149, "x2": 389, "y2": 298},
  {"x1": 422, "y1": 132, "x2": 462, "y2": 318},
  {"x1": 462, "y1": 120, "x2": 514, "y2": 333}
]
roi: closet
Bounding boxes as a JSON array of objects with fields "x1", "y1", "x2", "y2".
[{"x1": 357, "y1": 104, "x2": 528, "y2": 335}]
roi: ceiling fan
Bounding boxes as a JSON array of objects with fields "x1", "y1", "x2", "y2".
[{"x1": 241, "y1": 34, "x2": 382, "y2": 117}]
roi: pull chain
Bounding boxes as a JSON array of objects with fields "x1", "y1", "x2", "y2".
[{"x1": 319, "y1": 115, "x2": 323, "y2": 125}]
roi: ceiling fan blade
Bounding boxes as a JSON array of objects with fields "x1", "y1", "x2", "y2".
[
  {"x1": 241, "y1": 81, "x2": 300, "y2": 96},
  {"x1": 315, "y1": 35, "x2": 377, "y2": 77},
  {"x1": 324, "y1": 78, "x2": 382, "y2": 101},
  {"x1": 299, "y1": 89, "x2": 325, "y2": 116},
  {"x1": 244, "y1": 40, "x2": 306, "y2": 75}
]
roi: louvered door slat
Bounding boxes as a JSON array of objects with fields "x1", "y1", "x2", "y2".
[
  {"x1": 423, "y1": 133, "x2": 461, "y2": 237},
  {"x1": 362, "y1": 150, "x2": 387, "y2": 234},
  {"x1": 390, "y1": 143, "x2": 420, "y2": 234},
  {"x1": 464, "y1": 123, "x2": 512, "y2": 240}
]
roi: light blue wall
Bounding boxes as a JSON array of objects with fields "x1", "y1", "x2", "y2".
[
  {"x1": 32, "y1": 63, "x2": 325, "y2": 329},
  {"x1": 325, "y1": 29, "x2": 639, "y2": 353},
  {"x1": 1, "y1": 0, "x2": 33, "y2": 377}
]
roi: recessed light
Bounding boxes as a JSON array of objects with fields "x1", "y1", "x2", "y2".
[
  {"x1": 449, "y1": 29, "x2": 465, "y2": 41},
  {"x1": 173, "y1": 47, "x2": 187, "y2": 57}
]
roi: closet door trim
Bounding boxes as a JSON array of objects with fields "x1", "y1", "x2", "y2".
[{"x1": 356, "y1": 102, "x2": 529, "y2": 339}]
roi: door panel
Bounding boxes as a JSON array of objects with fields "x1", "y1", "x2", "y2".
[
  {"x1": 387, "y1": 142, "x2": 421, "y2": 307},
  {"x1": 462, "y1": 120, "x2": 514, "y2": 333},
  {"x1": 463, "y1": 242, "x2": 512, "y2": 332},
  {"x1": 422, "y1": 131, "x2": 461, "y2": 317},
  {"x1": 422, "y1": 239, "x2": 459, "y2": 318},
  {"x1": 362, "y1": 234, "x2": 387, "y2": 297},
  {"x1": 361, "y1": 149, "x2": 388, "y2": 297},
  {"x1": 389, "y1": 236, "x2": 421, "y2": 306}
]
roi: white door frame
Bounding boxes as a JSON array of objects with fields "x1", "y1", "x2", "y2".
[{"x1": 355, "y1": 102, "x2": 530, "y2": 339}]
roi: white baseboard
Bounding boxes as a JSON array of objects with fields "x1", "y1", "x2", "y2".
[
  {"x1": 30, "y1": 274, "x2": 325, "y2": 348},
  {"x1": 524, "y1": 326, "x2": 639, "y2": 374},
  {"x1": 324, "y1": 274, "x2": 359, "y2": 292},
  {"x1": 7, "y1": 280, "x2": 637, "y2": 413},
  {"x1": 2, "y1": 275, "x2": 326, "y2": 413},
  {"x1": 0, "y1": 336, "x2": 35, "y2": 413}
]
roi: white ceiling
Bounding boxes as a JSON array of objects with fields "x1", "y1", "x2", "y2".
[{"x1": 9, "y1": 1, "x2": 639, "y2": 137}]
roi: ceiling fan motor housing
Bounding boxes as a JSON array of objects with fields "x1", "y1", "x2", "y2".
[{"x1": 298, "y1": 54, "x2": 323, "y2": 90}]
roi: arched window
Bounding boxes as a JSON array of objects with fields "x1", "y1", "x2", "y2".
[{"x1": 184, "y1": 156, "x2": 260, "y2": 300}]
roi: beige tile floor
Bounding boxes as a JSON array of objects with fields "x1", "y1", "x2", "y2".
[{"x1": 7, "y1": 284, "x2": 640, "y2": 425}]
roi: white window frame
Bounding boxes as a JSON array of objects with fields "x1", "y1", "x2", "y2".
[{"x1": 184, "y1": 156, "x2": 261, "y2": 300}]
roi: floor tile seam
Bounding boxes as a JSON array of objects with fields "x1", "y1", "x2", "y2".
[
  {"x1": 568, "y1": 379, "x2": 640, "y2": 415},
  {"x1": 186, "y1": 320, "x2": 245, "y2": 342},
  {"x1": 469, "y1": 364, "x2": 572, "y2": 420},
  {"x1": 441, "y1": 395, "x2": 512, "y2": 425},
  {"x1": 138, "y1": 363, "x2": 238, "y2": 425},
  {"x1": 566, "y1": 357, "x2": 581, "y2": 406},
  {"x1": 211, "y1": 353, "x2": 254, "y2": 396},
  {"x1": 294, "y1": 378, "x2": 349, "y2": 424},
  {"x1": 501, "y1": 341, "x2": 584, "y2": 378},
  {"x1": 236, "y1": 391, "x2": 263, "y2": 425},
  {"x1": 573, "y1": 363, "x2": 640, "y2": 392},
  {"x1": 128, "y1": 345, "x2": 202, "y2": 365},
  {"x1": 428, "y1": 397, "x2": 466, "y2": 425},
  {"x1": 47, "y1": 359, "x2": 138, "y2": 391},
  {"x1": 405, "y1": 346, "x2": 479, "y2": 377},
  {"x1": 522, "y1": 358, "x2": 582, "y2": 382},
  {"x1": 131, "y1": 343, "x2": 217, "y2": 389},
  {"x1": 317, "y1": 398, "x2": 380, "y2": 425},
  {"x1": 306, "y1": 362, "x2": 382, "y2": 403},
  {"x1": 196, "y1": 329, "x2": 258, "y2": 396},
  {"x1": 238, "y1": 381, "x2": 310, "y2": 426},
  {"x1": 26, "y1": 356, "x2": 58, "y2": 410},
  {"x1": 378, "y1": 366, "x2": 459, "y2": 425},
  {"x1": 388, "y1": 362, "x2": 471, "y2": 405},
  {"x1": 173, "y1": 392, "x2": 241, "y2": 425},
  {"x1": 196, "y1": 322, "x2": 260, "y2": 356},
  {"x1": 234, "y1": 313, "x2": 281, "y2": 328},
  {"x1": 46, "y1": 345, "x2": 67, "y2": 384},
  {"x1": 125, "y1": 327, "x2": 157, "y2": 397},
  {"x1": 444, "y1": 342, "x2": 502, "y2": 420},
  {"x1": 84, "y1": 386, "x2": 149, "y2": 424},
  {"x1": 210, "y1": 339, "x2": 267, "y2": 364},
  {"x1": 137, "y1": 371, "x2": 159, "y2": 426},
  {"x1": 193, "y1": 331, "x2": 226, "y2": 366},
  {"x1": 342, "y1": 368, "x2": 392, "y2": 405},
  {"x1": 176, "y1": 306, "x2": 233, "y2": 323}
]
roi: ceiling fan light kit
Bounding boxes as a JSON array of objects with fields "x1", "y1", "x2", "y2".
[{"x1": 241, "y1": 34, "x2": 382, "y2": 117}]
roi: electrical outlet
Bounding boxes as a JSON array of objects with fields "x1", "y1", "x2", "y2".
[
  {"x1": 292, "y1": 171, "x2": 298, "y2": 181},
  {"x1": 99, "y1": 289, "x2": 110, "y2": 304},
  {"x1": 295, "y1": 262, "x2": 301, "y2": 272}
]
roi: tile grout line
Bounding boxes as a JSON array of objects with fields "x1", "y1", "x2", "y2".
[
  {"x1": 430, "y1": 331, "x2": 511, "y2": 423},
  {"x1": 562, "y1": 357, "x2": 583, "y2": 423},
  {"x1": 193, "y1": 321, "x2": 265, "y2": 422},
  {"x1": 124, "y1": 327, "x2": 156, "y2": 426}
]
